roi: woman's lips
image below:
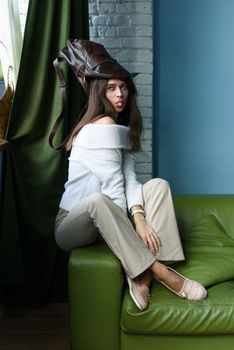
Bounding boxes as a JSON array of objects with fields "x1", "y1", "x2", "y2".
[{"x1": 116, "y1": 101, "x2": 123, "y2": 108}]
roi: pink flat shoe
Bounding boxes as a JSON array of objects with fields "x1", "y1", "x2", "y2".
[
  {"x1": 126, "y1": 275, "x2": 150, "y2": 311},
  {"x1": 157, "y1": 267, "x2": 207, "y2": 301}
]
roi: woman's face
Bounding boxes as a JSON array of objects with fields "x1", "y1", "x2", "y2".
[{"x1": 105, "y1": 79, "x2": 129, "y2": 113}]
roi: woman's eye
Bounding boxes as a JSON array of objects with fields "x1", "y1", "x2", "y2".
[
  {"x1": 107, "y1": 84, "x2": 128, "y2": 92},
  {"x1": 121, "y1": 84, "x2": 128, "y2": 90}
]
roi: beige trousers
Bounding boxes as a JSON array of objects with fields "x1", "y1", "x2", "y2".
[{"x1": 55, "y1": 178, "x2": 185, "y2": 279}]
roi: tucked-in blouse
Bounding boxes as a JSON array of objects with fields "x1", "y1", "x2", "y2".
[{"x1": 59, "y1": 123, "x2": 143, "y2": 213}]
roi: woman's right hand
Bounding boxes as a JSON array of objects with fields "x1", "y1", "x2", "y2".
[{"x1": 133, "y1": 213, "x2": 161, "y2": 256}]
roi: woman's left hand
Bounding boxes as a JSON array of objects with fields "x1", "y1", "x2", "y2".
[{"x1": 133, "y1": 213, "x2": 161, "y2": 256}]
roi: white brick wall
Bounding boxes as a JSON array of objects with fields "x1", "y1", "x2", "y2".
[
  {"x1": 89, "y1": 0, "x2": 153, "y2": 183},
  {"x1": 18, "y1": 0, "x2": 153, "y2": 183}
]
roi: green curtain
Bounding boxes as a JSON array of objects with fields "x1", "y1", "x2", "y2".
[{"x1": 0, "y1": 0, "x2": 89, "y2": 303}]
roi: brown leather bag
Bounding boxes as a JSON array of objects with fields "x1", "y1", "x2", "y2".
[{"x1": 49, "y1": 38, "x2": 130, "y2": 150}]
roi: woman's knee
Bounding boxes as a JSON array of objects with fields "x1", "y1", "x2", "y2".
[{"x1": 144, "y1": 178, "x2": 170, "y2": 194}]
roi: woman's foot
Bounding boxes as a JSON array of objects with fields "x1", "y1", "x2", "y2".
[
  {"x1": 151, "y1": 262, "x2": 207, "y2": 301},
  {"x1": 126, "y1": 270, "x2": 152, "y2": 311}
]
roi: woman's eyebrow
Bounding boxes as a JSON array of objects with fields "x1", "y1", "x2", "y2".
[
  {"x1": 107, "y1": 83, "x2": 117, "y2": 87},
  {"x1": 107, "y1": 83, "x2": 126, "y2": 87}
]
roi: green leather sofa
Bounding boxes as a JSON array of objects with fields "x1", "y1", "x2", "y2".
[{"x1": 68, "y1": 195, "x2": 234, "y2": 350}]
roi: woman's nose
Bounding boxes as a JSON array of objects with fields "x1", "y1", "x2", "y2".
[{"x1": 116, "y1": 87, "x2": 123, "y2": 97}]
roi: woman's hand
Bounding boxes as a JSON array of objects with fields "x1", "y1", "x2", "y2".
[{"x1": 133, "y1": 213, "x2": 161, "y2": 256}]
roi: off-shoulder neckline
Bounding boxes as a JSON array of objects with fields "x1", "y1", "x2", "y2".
[{"x1": 84, "y1": 123, "x2": 129, "y2": 129}]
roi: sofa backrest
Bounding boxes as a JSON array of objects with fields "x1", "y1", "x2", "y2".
[{"x1": 173, "y1": 195, "x2": 234, "y2": 240}]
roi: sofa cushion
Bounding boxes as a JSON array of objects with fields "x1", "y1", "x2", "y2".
[
  {"x1": 121, "y1": 214, "x2": 234, "y2": 335},
  {"x1": 121, "y1": 280, "x2": 234, "y2": 335},
  {"x1": 174, "y1": 214, "x2": 234, "y2": 286}
]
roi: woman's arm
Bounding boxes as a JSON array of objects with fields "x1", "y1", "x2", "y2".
[
  {"x1": 122, "y1": 152, "x2": 143, "y2": 210},
  {"x1": 123, "y1": 152, "x2": 161, "y2": 255}
]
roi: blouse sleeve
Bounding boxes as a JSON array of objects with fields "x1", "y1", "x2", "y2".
[{"x1": 122, "y1": 151, "x2": 143, "y2": 211}]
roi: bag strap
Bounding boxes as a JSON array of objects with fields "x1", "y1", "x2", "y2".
[
  {"x1": 49, "y1": 57, "x2": 69, "y2": 150},
  {"x1": 49, "y1": 57, "x2": 87, "y2": 150}
]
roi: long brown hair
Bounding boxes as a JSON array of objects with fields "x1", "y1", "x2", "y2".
[{"x1": 66, "y1": 77, "x2": 142, "y2": 152}]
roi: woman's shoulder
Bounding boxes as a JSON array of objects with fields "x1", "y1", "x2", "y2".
[
  {"x1": 73, "y1": 117, "x2": 131, "y2": 150},
  {"x1": 92, "y1": 116, "x2": 116, "y2": 125}
]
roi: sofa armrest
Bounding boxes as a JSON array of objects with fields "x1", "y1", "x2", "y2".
[{"x1": 69, "y1": 243, "x2": 124, "y2": 350}]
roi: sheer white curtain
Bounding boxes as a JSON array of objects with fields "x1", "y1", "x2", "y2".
[{"x1": 0, "y1": 0, "x2": 26, "y2": 85}]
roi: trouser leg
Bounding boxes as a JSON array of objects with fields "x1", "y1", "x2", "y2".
[
  {"x1": 55, "y1": 193, "x2": 156, "y2": 279},
  {"x1": 143, "y1": 178, "x2": 185, "y2": 262},
  {"x1": 55, "y1": 209, "x2": 100, "y2": 249}
]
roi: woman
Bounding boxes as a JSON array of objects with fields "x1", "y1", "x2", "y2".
[{"x1": 55, "y1": 74, "x2": 207, "y2": 311}]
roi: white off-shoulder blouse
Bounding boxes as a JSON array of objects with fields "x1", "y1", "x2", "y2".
[{"x1": 59, "y1": 123, "x2": 143, "y2": 213}]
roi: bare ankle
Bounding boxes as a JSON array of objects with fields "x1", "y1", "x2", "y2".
[
  {"x1": 150, "y1": 261, "x2": 167, "y2": 279},
  {"x1": 135, "y1": 270, "x2": 152, "y2": 287},
  {"x1": 150, "y1": 263, "x2": 184, "y2": 292}
]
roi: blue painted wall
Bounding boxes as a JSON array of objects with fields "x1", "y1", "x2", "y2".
[{"x1": 154, "y1": 0, "x2": 234, "y2": 194}]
